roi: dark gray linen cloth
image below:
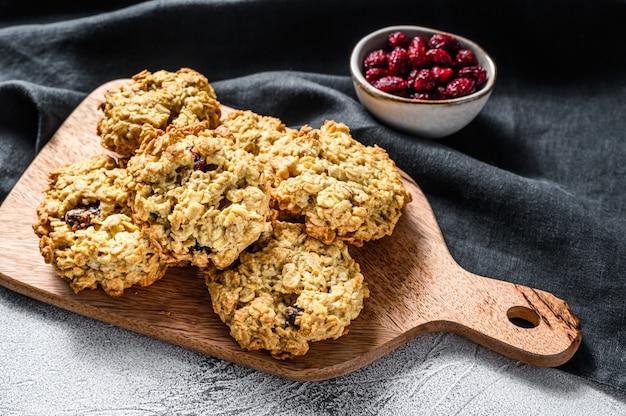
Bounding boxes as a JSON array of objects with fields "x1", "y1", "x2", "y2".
[{"x1": 1, "y1": 0, "x2": 624, "y2": 390}]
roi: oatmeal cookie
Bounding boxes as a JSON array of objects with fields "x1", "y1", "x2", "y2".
[
  {"x1": 273, "y1": 122, "x2": 412, "y2": 246},
  {"x1": 205, "y1": 221, "x2": 369, "y2": 359},
  {"x1": 220, "y1": 109, "x2": 295, "y2": 159},
  {"x1": 126, "y1": 122, "x2": 270, "y2": 269},
  {"x1": 97, "y1": 68, "x2": 221, "y2": 155},
  {"x1": 223, "y1": 113, "x2": 412, "y2": 246},
  {"x1": 33, "y1": 154, "x2": 168, "y2": 296}
]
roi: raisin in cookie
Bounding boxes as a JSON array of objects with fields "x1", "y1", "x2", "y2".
[
  {"x1": 97, "y1": 67, "x2": 221, "y2": 156},
  {"x1": 222, "y1": 111, "x2": 412, "y2": 246},
  {"x1": 205, "y1": 221, "x2": 369, "y2": 359},
  {"x1": 33, "y1": 154, "x2": 168, "y2": 296},
  {"x1": 126, "y1": 122, "x2": 270, "y2": 269}
]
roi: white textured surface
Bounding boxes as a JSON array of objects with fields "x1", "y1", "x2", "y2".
[{"x1": 1, "y1": 285, "x2": 625, "y2": 416}]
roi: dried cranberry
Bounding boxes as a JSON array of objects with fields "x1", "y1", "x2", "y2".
[
  {"x1": 373, "y1": 76, "x2": 409, "y2": 95},
  {"x1": 65, "y1": 203, "x2": 100, "y2": 231},
  {"x1": 457, "y1": 66, "x2": 488, "y2": 87},
  {"x1": 413, "y1": 69, "x2": 436, "y2": 93},
  {"x1": 285, "y1": 306, "x2": 304, "y2": 326},
  {"x1": 426, "y1": 48, "x2": 453, "y2": 67},
  {"x1": 188, "y1": 146, "x2": 217, "y2": 172},
  {"x1": 455, "y1": 49, "x2": 478, "y2": 67},
  {"x1": 364, "y1": 49, "x2": 388, "y2": 69},
  {"x1": 431, "y1": 66, "x2": 454, "y2": 84},
  {"x1": 408, "y1": 35, "x2": 427, "y2": 54},
  {"x1": 406, "y1": 36, "x2": 426, "y2": 69},
  {"x1": 408, "y1": 49, "x2": 428, "y2": 70},
  {"x1": 445, "y1": 78, "x2": 476, "y2": 98},
  {"x1": 411, "y1": 92, "x2": 430, "y2": 100},
  {"x1": 191, "y1": 242, "x2": 212, "y2": 254},
  {"x1": 387, "y1": 47, "x2": 411, "y2": 78},
  {"x1": 388, "y1": 31, "x2": 409, "y2": 49},
  {"x1": 365, "y1": 67, "x2": 388, "y2": 83},
  {"x1": 428, "y1": 33, "x2": 461, "y2": 55}
]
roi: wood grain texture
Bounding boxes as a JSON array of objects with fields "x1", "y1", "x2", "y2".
[{"x1": 0, "y1": 80, "x2": 582, "y2": 381}]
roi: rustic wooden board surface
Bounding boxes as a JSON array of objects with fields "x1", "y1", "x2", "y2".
[{"x1": 0, "y1": 80, "x2": 582, "y2": 381}]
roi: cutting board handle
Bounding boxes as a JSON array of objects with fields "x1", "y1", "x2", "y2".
[
  {"x1": 426, "y1": 263, "x2": 582, "y2": 367},
  {"x1": 392, "y1": 173, "x2": 582, "y2": 368}
]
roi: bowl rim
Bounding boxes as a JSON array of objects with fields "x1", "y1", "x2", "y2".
[{"x1": 350, "y1": 25, "x2": 497, "y2": 106}]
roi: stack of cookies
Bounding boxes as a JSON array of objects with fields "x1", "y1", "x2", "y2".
[{"x1": 33, "y1": 68, "x2": 412, "y2": 359}]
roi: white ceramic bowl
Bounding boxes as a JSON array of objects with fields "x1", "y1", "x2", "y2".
[{"x1": 350, "y1": 25, "x2": 497, "y2": 139}]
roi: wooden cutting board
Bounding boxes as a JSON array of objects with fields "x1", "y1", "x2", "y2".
[{"x1": 0, "y1": 79, "x2": 581, "y2": 381}]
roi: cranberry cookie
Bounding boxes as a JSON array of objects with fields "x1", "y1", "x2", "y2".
[
  {"x1": 222, "y1": 110, "x2": 412, "y2": 246},
  {"x1": 33, "y1": 154, "x2": 168, "y2": 296},
  {"x1": 269, "y1": 121, "x2": 412, "y2": 246},
  {"x1": 126, "y1": 122, "x2": 271, "y2": 269},
  {"x1": 97, "y1": 68, "x2": 221, "y2": 155},
  {"x1": 205, "y1": 221, "x2": 369, "y2": 359}
]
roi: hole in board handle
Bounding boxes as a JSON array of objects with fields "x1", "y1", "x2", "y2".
[{"x1": 507, "y1": 306, "x2": 540, "y2": 328}]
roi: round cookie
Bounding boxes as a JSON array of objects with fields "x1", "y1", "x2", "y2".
[
  {"x1": 126, "y1": 122, "x2": 271, "y2": 269},
  {"x1": 205, "y1": 221, "x2": 369, "y2": 359},
  {"x1": 33, "y1": 154, "x2": 168, "y2": 296},
  {"x1": 223, "y1": 113, "x2": 412, "y2": 246},
  {"x1": 97, "y1": 67, "x2": 222, "y2": 156},
  {"x1": 272, "y1": 121, "x2": 412, "y2": 246}
]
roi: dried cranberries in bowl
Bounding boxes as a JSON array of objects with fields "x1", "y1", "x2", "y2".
[{"x1": 363, "y1": 30, "x2": 488, "y2": 100}]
